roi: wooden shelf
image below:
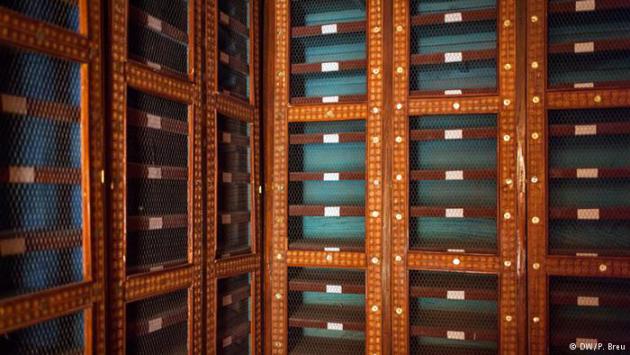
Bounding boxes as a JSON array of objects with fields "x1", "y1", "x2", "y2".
[
  {"x1": 410, "y1": 169, "x2": 496, "y2": 181},
  {"x1": 218, "y1": 321, "x2": 250, "y2": 349},
  {"x1": 550, "y1": 327, "x2": 630, "y2": 347},
  {"x1": 219, "y1": 52, "x2": 250, "y2": 76},
  {"x1": 549, "y1": 38, "x2": 630, "y2": 55},
  {"x1": 410, "y1": 87, "x2": 497, "y2": 97},
  {"x1": 410, "y1": 49, "x2": 496, "y2": 66},
  {"x1": 217, "y1": 245, "x2": 252, "y2": 259},
  {"x1": 292, "y1": 21, "x2": 366, "y2": 38},
  {"x1": 410, "y1": 310, "x2": 497, "y2": 341},
  {"x1": 127, "y1": 163, "x2": 187, "y2": 180},
  {"x1": 0, "y1": 93, "x2": 80, "y2": 122},
  {"x1": 549, "y1": 79, "x2": 630, "y2": 90},
  {"x1": 289, "y1": 171, "x2": 365, "y2": 181},
  {"x1": 127, "y1": 214, "x2": 188, "y2": 231},
  {"x1": 128, "y1": 54, "x2": 187, "y2": 78},
  {"x1": 410, "y1": 127, "x2": 496, "y2": 141},
  {"x1": 221, "y1": 131, "x2": 250, "y2": 147},
  {"x1": 127, "y1": 305, "x2": 188, "y2": 337},
  {"x1": 221, "y1": 171, "x2": 251, "y2": 184},
  {"x1": 288, "y1": 304, "x2": 365, "y2": 331},
  {"x1": 549, "y1": 122, "x2": 630, "y2": 137},
  {"x1": 410, "y1": 345, "x2": 497, "y2": 355},
  {"x1": 288, "y1": 336, "x2": 365, "y2": 355},
  {"x1": 550, "y1": 167, "x2": 630, "y2": 179},
  {"x1": 549, "y1": 0, "x2": 630, "y2": 14},
  {"x1": 289, "y1": 269, "x2": 364, "y2": 294},
  {"x1": 410, "y1": 206, "x2": 496, "y2": 218},
  {"x1": 291, "y1": 59, "x2": 366, "y2": 75},
  {"x1": 289, "y1": 132, "x2": 365, "y2": 144},
  {"x1": 220, "y1": 284, "x2": 251, "y2": 307},
  {"x1": 127, "y1": 258, "x2": 188, "y2": 274},
  {"x1": 410, "y1": 285, "x2": 497, "y2": 301},
  {"x1": 288, "y1": 238, "x2": 364, "y2": 253},
  {"x1": 411, "y1": 8, "x2": 496, "y2": 27},
  {"x1": 129, "y1": 6, "x2": 188, "y2": 44},
  {"x1": 550, "y1": 289, "x2": 630, "y2": 308},
  {"x1": 127, "y1": 108, "x2": 188, "y2": 135},
  {"x1": 0, "y1": 228, "x2": 82, "y2": 256},
  {"x1": 219, "y1": 11, "x2": 249, "y2": 38},
  {"x1": 290, "y1": 94, "x2": 367, "y2": 105},
  {"x1": 549, "y1": 207, "x2": 630, "y2": 220},
  {"x1": 550, "y1": 248, "x2": 630, "y2": 258},
  {"x1": 0, "y1": 166, "x2": 81, "y2": 185},
  {"x1": 289, "y1": 205, "x2": 364, "y2": 217}
]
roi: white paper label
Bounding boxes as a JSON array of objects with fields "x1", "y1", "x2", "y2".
[
  {"x1": 148, "y1": 217, "x2": 163, "y2": 230},
  {"x1": 222, "y1": 214, "x2": 232, "y2": 224},
  {"x1": 321, "y1": 62, "x2": 340, "y2": 72},
  {"x1": 445, "y1": 52, "x2": 463, "y2": 63},
  {"x1": 9, "y1": 167, "x2": 35, "y2": 183},
  {"x1": 447, "y1": 331, "x2": 466, "y2": 340},
  {"x1": 444, "y1": 129, "x2": 463, "y2": 140},
  {"x1": 444, "y1": 12, "x2": 463, "y2": 23},
  {"x1": 576, "y1": 252, "x2": 598, "y2": 257},
  {"x1": 0, "y1": 238, "x2": 26, "y2": 256},
  {"x1": 147, "y1": 167, "x2": 162, "y2": 179},
  {"x1": 323, "y1": 134, "x2": 340, "y2": 143},
  {"x1": 222, "y1": 294, "x2": 233, "y2": 306},
  {"x1": 574, "y1": 42, "x2": 595, "y2": 53},
  {"x1": 323, "y1": 173, "x2": 340, "y2": 181},
  {"x1": 447, "y1": 290, "x2": 466, "y2": 300},
  {"x1": 576, "y1": 168, "x2": 598, "y2": 178},
  {"x1": 222, "y1": 336, "x2": 233, "y2": 348},
  {"x1": 146, "y1": 114, "x2": 162, "y2": 130},
  {"x1": 223, "y1": 172, "x2": 233, "y2": 183},
  {"x1": 220, "y1": 52, "x2": 230, "y2": 64},
  {"x1": 324, "y1": 247, "x2": 341, "y2": 252},
  {"x1": 148, "y1": 318, "x2": 163, "y2": 333},
  {"x1": 574, "y1": 82, "x2": 594, "y2": 89},
  {"x1": 577, "y1": 296, "x2": 600, "y2": 306},
  {"x1": 149, "y1": 265, "x2": 164, "y2": 272},
  {"x1": 322, "y1": 96, "x2": 339, "y2": 103},
  {"x1": 447, "y1": 249, "x2": 466, "y2": 253},
  {"x1": 444, "y1": 89, "x2": 463, "y2": 95},
  {"x1": 147, "y1": 16, "x2": 162, "y2": 32},
  {"x1": 576, "y1": 0, "x2": 596, "y2": 12},
  {"x1": 576, "y1": 338, "x2": 599, "y2": 347},
  {"x1": 327, "y1": 322, "x2": 343, "y2": 331},
  {"x1": 146, "y1": 61, "x2": 161, "y2": 70},
  {"x1": 219, "y1": 12, "x2": 230, "y2": 24},
  {"x1": 326, "y1": 285, "x2": 343, "y2": 294},
  {"x1": 446, "y1": 208, "x2": 464, "y2": 218},
  {"x1": 324, "y1": 206, "x2": 341, "y2": 217},
  {"x1": 321, "y1": 24, "x2": 338, "y2": 34},
  {"x1": 1, "y1": 94, "x2": 27, "y2": 114},
  {"x1": 575, "y1": 125, "x2": 597, "y2": 136},
  {"x1": 445, "y1": 170, "x2": 464, "y2": 180},
  {"x1": 578, "y1": 209, "x2": 600, "y2": 220}
]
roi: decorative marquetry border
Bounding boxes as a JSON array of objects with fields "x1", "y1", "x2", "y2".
[
  {"x1": 286, "y1": 251, "x2": 368, "y2": 268},
  {"x1": 407, "y1": 253, "x2": 502, "y2": 273},
  {"x1": 216, "y1": 254, "x2": 262, "y2": 277},
  {"x1": 407, "y1": 96, "x2": 500, "y2": 115},
  {"x1": 0, "y1": 2, "x2": 106, "y2": 352},
  {"x1": 108, "y1": 0, "x2": 203, "y2": 353},
  {"x1": 287, "y1": 103, "x2": 368, "y2": 122}
]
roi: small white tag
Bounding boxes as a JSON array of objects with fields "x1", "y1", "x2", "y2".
[
  {"x1": 323, "y1": 134, "x2": 339, "y2": 143},
  {"x1": 321, "y1": 24, "x2": 338, "y2": 34},
  {"x1": 146, "y1": 61, "x2": 162, "y2": 70},
  {"x1": 445, "y1": 208, "x2": 464, "y2": 218},
  {"x1": 146, "y1": 113, "x2": 162, "y2": 130},
  {"x1": 576, "y1": 168, "x2": 598, "y2": 178},
  {"x1": 222, "y1": 336, "x2": 233, "y2": 348},
  {"x1": 9, "y1": 167, "x2": 35, "y2": 183},
  {"x1": 574, "y1": 82, "x2": 594, "y2": 89},
  {"x1": 0, "y1": 238, "x2": 27, "y2": 256},
  {"x1": 323, "y1": 173, "x2": 340, "y2": 181},
  {"x1": 222, "y1": 132, "x2": 232, "y2": 143},
  {"x1": 576, "y1": 252, "x2": 598, "y2": 257},
  {"x1": 148, "y1": 217, "x2": 163, "y2": 229},
  {"x1": 574, "y1": 42, "x2": 595, "y2": 53},
  {"x1": 324, "y1": 206, "x2": 341, "y2": 217},
  {"x1": 576, "y1": 0, "x2": 596, "y2": 12},
  {"x1": 326, "y1": 285, "x2": 342, "y2": 294},
  {"x1": 577, "y1": 296, "x2": 599, "y2": 306},
  {"x1": 444, "y1": 129, "x2": 463, "y2": 140},
  {"x1": 327, "y1": 322, "x2": 343, "y2": 331},
  {"x1": 148, "y1": 318, "x2": 163, "y2": 333},
  {"x1": 444, "y1": 89, "x2": 463, "y2": 95},
  {"x1": 1, "y1": 94, "x2": 27, "y2": 114},
  {"x1": 220, "y1": 52, "x2": 230, "y2": 64},
  {"x1": 222, "y1": 214, "x2": 232, "y2": 224},
  {"x1": 447, "y1": 331, "x2": 465, "y2": 340},
  {"x1": 147, "y1": 167, "x2": 162, "y2": 179},
  {"x1": 321, "y1": 62, "x2": 340, "y2": 72},
  {"x1": 324, "y1": 247, "x2": 340, "y2": 252},
  {"x1": 578, "y1": 209, "x2": 600, "y2": 220},
  {"x1": 444, "y1": 52, "x2": 463, "y2": 63},
  {"x1": 575, "y1": 125, "x2": 597, "y2": 136},
  {"x1": 223, "y1": 172, "x2": 233, "y2": 183},
  {"x1": 444, "y1": 12, "x2": 463, "y2": 23},
  {"x1": 322, "y1": 96, "x2": 339, "y2": 103},
  {"x1": 576, "y1": 338, "x2": 598, "y2": 347},
  {"x1": 219, "y1": 12, "x2": 230, "y2": 25},
  {"x1": 147, "y1": 16, "x2": 162, "y2": 32},
  {"x1": 447, "y1": 249, "x2": 465, "y2": 253},
  {"x1": 447, "y1": 290, "x2": 465, "y2": 300},
  {"x1": 222, "y1": 294, "x2": 233, "y2": 306},
  {"x1": 149, "y1": 265, "x2": 164, "y2": 272},
  {"x1": 445, "y1": 170, "x2": 464, "y2": 180}
]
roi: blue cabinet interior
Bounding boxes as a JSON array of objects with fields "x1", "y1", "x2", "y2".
[
  {"x1": 218, "y1": 0, "x2": 251, "y2": 100},
  {"x1": 217, "y1": 273, "x2": 252, "y2": 355}
]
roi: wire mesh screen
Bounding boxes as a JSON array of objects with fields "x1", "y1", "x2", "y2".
[
  {"x1": 288, "y1": 120, "x2": 366, "y2": 252},
  {"x1": 0, "y1": 0, "x2": 79, "y2": 31},
  {"x1": 128, "y1": 0, "x2": 189, "y2": 76},
  {"x1": 217, "y1": 273, "x2": 252, "y2": 355},
  {"x1": 547, "y1": 0, "x2": 630, "y2": 90},
  {"x1": 0, "y1": 311, "x2": 84, "y2": 354},
  {"x1": 126, "y1": 289, "x2": 189, "y2": 355},
  {"x1": 217, "y1": 114, "x2": 252, "y2": 258},
  {"x1": 409, "y1": 0, "x2": 497, "y2": 96},
  {"x1": 126, "y1": 88, "x2": 189, "y2": 274},
  {"x1": 289, "y1": 0, "x2": 366, "y2": 104},
  {"x1": 548, "y1": 108, "x2": 630, "y2": 257},
  {"x1": 0, "y1": 46, "x2": 84, "y2": 298},
  {"x1": 409, "y1": 114, "x2": 497, "y2": 254},
  {"x1": 218, "y1": 0, "x2": 251, "y2": 101},
  {"x1": 549, "y1": 276, "x2": 630, "y2": 354},
  {"x1": 287, "y1": 267, "x2": 365, "y2": 355},
  {"x1": 409, "y1": 271, "x2": 498, "y2": 355}
]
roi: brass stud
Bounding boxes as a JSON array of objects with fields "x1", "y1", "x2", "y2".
[
  {"x1": 275, "y1": 342, "x2": 282, "y2": 348},
  {"x1": 372, "y1": 136, "x2": 380, "y2": 144},
  {"x1": 531, "y1": 61, "x2": 539, "y2": 69},
  {"x1": 395, "y1": 255, "x2": 402, "y2": 262},
  {"x1": 531, "y1": 176, "x2": 539, "y2": 183},
  {"x1": 504, "y1": 260, "x2": 512, "y2": 267},
  {"x1": 396, "y1": 174, "x2": 403, "y2": 181},
  {"x1": 325, "y1": 110, "x2": 334, "y2": 118},
  {"x1": 277, "y1": 71, "x2": 285, "y2": 77},
  {"x1": 396, "y1": 103, "x2": 403, "y2": 110},
  {"x1": 371, "y1": 210, "x2": 380, "y2": 218},
  {"x1": 396, "y1": 66, "x2": 404, "y2": 74},
  {"x1": 531, "y1": 15, "x2": 539, "y2": 23},
  {"x1": 503, "y1": 19, "x2": 512, "y2": 27},
  {"x1": 371, "y1": 305, "x2": 379, "y2": 312},
  {"x1": 452, "y1": 258, "x2": 461, "y2": 265},
  {"x1": 531, "y1": 132, "x2": 540, "y2": 140},
  {"x1": 503, "y1": 99, "x2": 511, "y2": 106},
  {"x1": 372, "y1": 68, "x2": 380, "y2": 75},
  {"x1": 503, "y1": 134, "x2": 511, "y2": 142},
  {"x1": 276, "y1": 253, "x2": 283, "y2": 260},
  {"x1": 533, "y1": 317, "x2": 540, "y2": 323},
  {"x1": 533, "y1": 263, "x2": 540, "y2": 270},
  {"x1": 374, "y1": 179, "x2": 380, "y2": 186},
  {"x1": 504, "y1": 212, "x2": 512, "y2": 220},
  {"x1": 505, "y1": 178, "x2": 513, "y2": 185},
  {"x1": 532, "y1": 216, "x2": 540, "y2": 224},
  {"x1": 395, "y1": 136, "x2": 403, "y2": 143},
  {"x1": 533, "y1": 96, "x2": 540, "y2": 104},
  {"x1": 396, "y1": 25, "x2": 403, "y2": 32},
  {"x1": 276, "y1": 184, "x2": 284, "y2": 191},
  {"x1": 396, "y1": 307, "x2": 403, "y2": 315},
  {"x1": 395, "y1": 213, "x2": 403, "y2": 221},
  {"x1": 372, "y1": 26, "x2": 381, "y2": 33},
  {"x1": 275, "y1": 293, "x2": 282, "y2": 300},
  {"x1": 504, "y1": 63, "x2": 512, "y2": 70},
  {"x1": 371, "y1": 257, "x2": 380, "y2": 265},
  {"x1": 326, "y1": 254, "x2": 333, "y2": 262},
  {"x1": 452, "y1": 102, "x2": 461, "y2": 110},
  {"x1": 372, "y1": 107, "x2": 380, "y2": 114},
  {"x1": 594, "y1": 95, "x2": 602, "y2": 103},
  {"x1": 599, "y1": 264, "x2": 608, "y2": 272},
  {"x1": 505, "y1": 315, "x2": 513, "y2": 322}
]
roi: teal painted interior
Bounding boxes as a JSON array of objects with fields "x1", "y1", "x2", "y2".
[
  {"x1": 413, "y1": 114, "x2": 496, "y2": 129},
  {"x1": 410, "y1": 217, "x2": 497, "y2": 250},
  {"x1": 300, "y1": 291, "x2": 365, "y2": 306},
  {"x1": 292, "y1": 71, "x2": 367, "y2": 98},
  {"x1": 549, "y1": 221, "x2": 630, "y2": 253},
  {"x1": 411, "y1": 21, "x2": 496, "y2": 54},
  {"x1": 299, "y1": 328, "x2": 365, "y2": 341},
  {"x1": 410, "y1": 60, "x2": 497, "y2": 92},
  {"x1": 549, "y1": 54, "x2": 630, "y2": 87},
  {"x1": 412, "y1": 180, "x2": 496, "y2": 207},
  {"x1": 549, "y1": 11, "x2": 630, "y2": 43},
  {"x1": 291, "y1": 0, "x2": 366, "y2": 26},
  {"x1": 413, "y1": 297, "x2": 497, "y2": 313},
  {"x1": 297, "y1": 180, "x2": 365, "y2": 205},
  {"x1": 550, "y1": 135, "x2": 630, "y2": 168},
  {"x1": 550, "y1": 180, "x2": 630, "y2": 208},
  {"x1": 292, "y1": 217, "x2": 365, "y2": 239},
  {"x1": 410, "y1": 0, "x2": 496, "y2": 14},
  {"x1": 293, "y1": 33, "x2": 366, "y2": 63},
  {"x1": 411, "y1": 139, "x2": 496, "y2": 169},
  {"x1": 296, "y1": 120, "x2": 366, "y2": 134}
]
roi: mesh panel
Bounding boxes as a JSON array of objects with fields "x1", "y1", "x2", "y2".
[
  {"x1": 0, "y1": 311, "x2": 84, "y2": 354},
  {"x1": 409, "y1": 114, "x2": 497, "y2": 253},
  {"x1": 547, "y1": 0, "x2": 630, "y2": 89},
  {"x1": 126, "y1": 289, "x2": 189, "y2": 355},
  {"x1": 549, "y1": 277, "x2": 630, "y2": 354},
  {"x1": 287, "y1": 267, "x2": 365, "y2": 355},
  {"x1": 409, "y1": 271, "x2": 498, "y2": 355},
  {"x1": 128, "y1": 0, "x2": 189, "y2": 75},
  {"x1": 217, "y1": 114, "x2": 252, "y2": 258},
  {"x1": 126, "y1": 88, "x2": 189, "y2": 274},
  {"x1": 0, "y1": 46, "x2": 84, "y2": 298},
  {"x1": 0, "y1": 0, "x2": 79, "y2": 31},
  {"x1": 218, "y1": 0, "x2": 251, "y2": 101},
  {"x1": 289, "y1": 0, "x2": 366, "y2": 103},
  {"x1": 409, "y1": 0, "x2": 497, "y2": 96},
  {"x1": 288, "y1": 121, "x2": 366, "y2": 252},
  {"x1": 548, "y1": 108, "x2": 630, "y2": 257},
  {"x1": 217, "y1": 273, "x2": 252, "y2": 355}
]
